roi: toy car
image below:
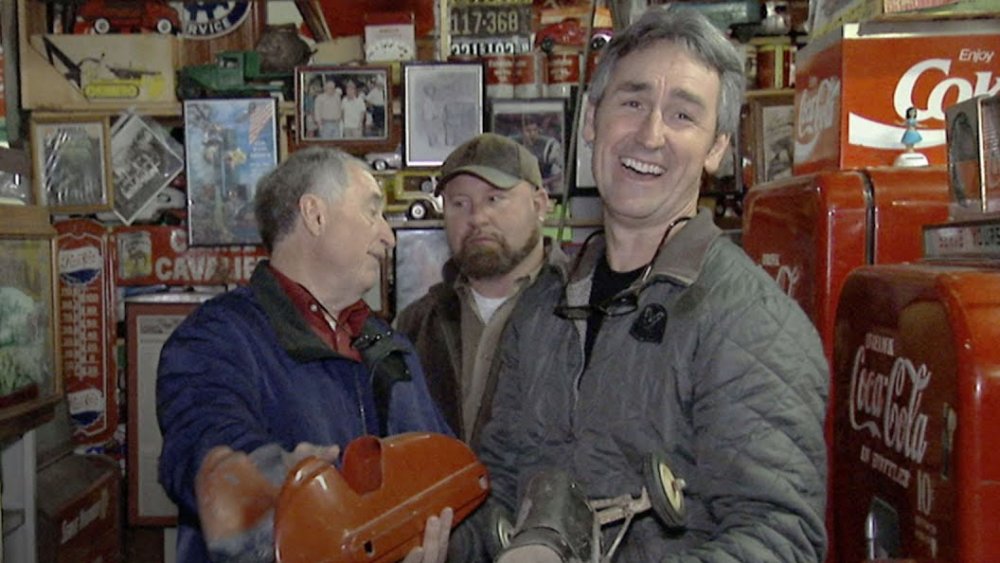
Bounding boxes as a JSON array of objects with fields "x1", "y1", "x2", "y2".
[
  {"x1": 365, "y1": 148, "x2": 403, "y2": 172},
  {"x1": 75, "y1": 0, "x2": 181, "y2": 35},
  {"x1": 536, "y1": 18, "x2": 614, "y2": 53},
  {"x1": 274, "y1": 433, "x2": 489, "y2": 563},
  {"x1": 376, "y1": 172, "x2": 443, "y2": 221}
]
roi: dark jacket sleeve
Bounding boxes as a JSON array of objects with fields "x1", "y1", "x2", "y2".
[{"x1": 156, "y1": 301, "x2": 275, "y2": 517}]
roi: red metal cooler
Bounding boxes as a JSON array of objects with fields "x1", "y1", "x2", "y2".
[
  {"x1": 742, "y1": 165, "x2": 952, "y2": 562},
  {"x1": 831, "y1": 218, "x2": 1000, "y2": 561},
  {"x1": 742, "y1": 166, "x2": 951, "y2": 360}
]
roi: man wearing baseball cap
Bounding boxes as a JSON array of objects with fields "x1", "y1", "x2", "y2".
[{"x1": 396, "y1": 133, "x2": 570, "y2": 445}]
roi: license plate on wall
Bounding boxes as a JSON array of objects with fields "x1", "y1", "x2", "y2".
[
  {"x1": 450, "y1": 2, "x2": 533, "y2": 37},
  {"x1": 449, "y1": 1, "x2": 533, "y2": 56}
]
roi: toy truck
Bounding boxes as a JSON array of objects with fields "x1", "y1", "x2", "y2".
[{"x1": 176, "y1": 51, "x2": 293, "y2": 100}]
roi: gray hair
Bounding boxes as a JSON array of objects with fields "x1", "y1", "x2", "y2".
[
  {"x1": 587, "y1": 5, "x2": 745, "y2": 138},
  {"x1": 253, "y1": 146, "x2": 368, "y2": 252}
]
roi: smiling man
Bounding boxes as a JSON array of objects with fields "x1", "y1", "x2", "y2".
[
  {"x1": 396, "y1": 133, "x2": 569, "y2": 445},
  {"x1": 465, "y1": 6, "x2": 829, "y2": 561},
  {"x1": 157, "y1": 147, "x2": 454, "y2": 563}
]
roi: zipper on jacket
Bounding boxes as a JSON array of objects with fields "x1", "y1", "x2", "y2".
[
  {"x1": 354, "y1": 367, "x2": 369, "y2": 436},
  {"x1": 569, "y1": 317, "x2": 587, "y2": 438}
]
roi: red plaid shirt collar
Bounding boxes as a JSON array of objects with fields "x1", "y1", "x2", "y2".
[{"x1": 269, "y1": 264, "x2": 370, "y2": 361}]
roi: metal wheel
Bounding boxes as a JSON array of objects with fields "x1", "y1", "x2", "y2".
[
  {"x1": 373, "y1": 159, "x2": 388, "y2": 171},
  {"x1": 94, "y1": 18, "x2": 111, "y2": 34},
  {"x1": 155, "y1": 19, "x2": 174, "y2": 34},
  {"x1": 643, "y1": 452, "x2": 685, "y2": 528},
  {"x1": 407, "y1": 201, "x2": 429, "y2": 221}
]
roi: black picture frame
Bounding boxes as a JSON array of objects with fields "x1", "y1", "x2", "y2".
[
  {"x1": 296, "y1": 64, "x2": 392, "y2": 145},
  {"x1": 403, "y1": 62, "x2": 485, "y2": 167}
]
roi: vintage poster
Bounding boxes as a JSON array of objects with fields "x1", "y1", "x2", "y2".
[{"x1": 183, "y1": 98, "x2": 277, "y2": 246}]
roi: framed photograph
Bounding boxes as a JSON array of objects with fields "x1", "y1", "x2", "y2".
[
  {"x1": 296, "y1": 65, "x2": 392, "y2": 145},
  {"x1": 0, "y1": 207, "x2": 61, "y2": 441},
  {"x1": 490, "y1": 98, "x2": 567, "y2": 199},
  {"x1": 0, "y1": 147, "x2": 33, "y2": 205},
  {"x1": 126, "y1": 293, "x2": 214, "y2": 526},
  {"x1": 403, "y1": 62, "x2": 484, "y2": 167},
  {"x1": 184, "y1": 98, "x2": 279, "y2": 246},
  {"x1": 30, "y1": 116, "x2": 112, "y2": 213},
  {"x1": 392, "y1": 227, "x2": 451, "y2": 318},
  {"x1": 111, "y1": 113, "x2": 185, "y2": 225},
  {"x1": 749, "y1": 92, "x2": 795, "y2": 186}
]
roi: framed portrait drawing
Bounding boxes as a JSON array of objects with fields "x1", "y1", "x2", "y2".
[
  {"x1": 489, "y1": 98, "x2": 567, "y2": 199},
  {"x1": 184, "y1": 98, "x2": 278, "y2": 246},
  {"x1": 748, "y1": 92, "x2": 795, "y2": 186},
  {"x1": 110, "y1": 113, "x2": 185, "y2": 225},
  {"x1": 30, "y1": 116, "x2": 112, "y2": 214},
  {"x1": 296, "y1": 65, "x2": 392, "y2": 146},
  {"x1": 0, "y1": 207, "x2": 61, "y2": 441},
  {"x1": 126, "y1": 293, "x2": 213, "y2": 526},
  {"x1": 403, "y1": 62, "x2": 484, "y2": 167},
  {"x1": 392, "y1": 227, "x2": 450, "y2": 317}
]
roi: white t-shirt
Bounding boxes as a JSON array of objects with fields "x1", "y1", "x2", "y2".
[
  {"x1": 471, "y1": 288, "x2": 509, "y2": 324},
  {"x1": 341, "y1": 96, "x2": 368, "y2": 130}
]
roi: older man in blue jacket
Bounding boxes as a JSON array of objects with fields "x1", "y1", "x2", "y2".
[{"x1": 157, "y1": 147, "x2": 453, "y2": 562}]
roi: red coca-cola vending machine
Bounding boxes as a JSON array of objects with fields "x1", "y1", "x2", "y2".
[
  {"x1": 742, "y1": 166, "x2": 951, "y2": 360},
  {"x1": 742, "y1": 17, "x2": 1000, "y2": 560},
  {"x1": 831, "y1": 217, "x2": 1000, "y2": 561}
]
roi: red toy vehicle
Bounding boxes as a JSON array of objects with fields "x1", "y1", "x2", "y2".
[
  {"x1": 76, "y1": 0, "x2": 180, "y2": 34},
  {"x1": 536, "y1": 18, "x2": 613, "y2": 53}
]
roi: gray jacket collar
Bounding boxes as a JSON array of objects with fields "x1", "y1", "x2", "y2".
[{"x1": 571, "y1": 209, "x2": 722, "y2": 289}]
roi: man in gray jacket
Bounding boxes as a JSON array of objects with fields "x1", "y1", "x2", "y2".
[
  {"x1": 396, "y1": 133, "x2": 569, "y2": 444},
  {"x1": 470, "y1": 6, "x2": 828, "y2": 561}
]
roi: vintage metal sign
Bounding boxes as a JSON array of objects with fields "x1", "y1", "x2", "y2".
[
  {"x1": 173, "y1": 1, "x2": 252, "y2": 39},
  {"x1": 56, "y1": 219, "x2": 117, "y2": 444},
  {"x1": 113, "y1": 225, "x2": 266, "y2": 287}
]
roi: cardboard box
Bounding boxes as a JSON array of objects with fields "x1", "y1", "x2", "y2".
[
  {"x1": 37, "y1": 454, "x2": 122, "y2": 563},
  {"x1": 17, "y1": 0, "x2": 180, "y2": 111},
  {"x1": 946, "y1": 94, "x2": 1000, "y2": 215},
  {"x1": 809, "y1": 0, "x2": 999, "y2": 40},
  {"x1": 793, "y1": 19, "x2": 1000, "y2": 175}
]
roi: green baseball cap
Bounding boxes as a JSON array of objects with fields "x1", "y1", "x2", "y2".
[{"x1": 436, "y1": 133, "x2": 543, "y2": 195}]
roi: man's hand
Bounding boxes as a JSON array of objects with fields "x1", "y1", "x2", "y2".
[
  {"x1": 284, "y1": 442, "x2": 340, "y2": 468},
  {"x1": 195, "y1": 446, "x2": 279, "y2": 544},
  {"x1": 401, "y1": 507, "x2": 454, "y2": 563},
  {"x1": 196, "y1": 443, "x2": 341, "y2": 544}
]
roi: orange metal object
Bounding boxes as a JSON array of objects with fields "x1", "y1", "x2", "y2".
[
  {"x1": 832, "y1": 261, "x2": 1000, "y2": 561},
  {"x1": 273, "y1": 432, "x2": 489, "y2": 563}
]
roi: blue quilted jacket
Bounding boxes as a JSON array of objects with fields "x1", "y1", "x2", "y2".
[{"x1": 157, "y1": 261, "x2": 451, "y2": 562}]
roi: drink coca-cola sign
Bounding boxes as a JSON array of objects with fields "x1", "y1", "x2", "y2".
[
  {"x1": 848, "y1": 335, "x2": 931, "y2": 467},
  {"x1": 794, "y1": 22, "x2": 1000, "y2": 174}
]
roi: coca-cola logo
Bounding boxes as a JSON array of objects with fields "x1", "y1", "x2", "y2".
[
  {"x1": 895, "y1": 55, "x2": 999, "y2": 122},
  {"x1": 851, "y1": 54, "x2": 1000, "y2": 150},
  {"x1": 848, "y1": 335, "x2": 930, "y2": 464},
  {"x1": 795, "y1": 76, "x2": 840, "y2": 156}
]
